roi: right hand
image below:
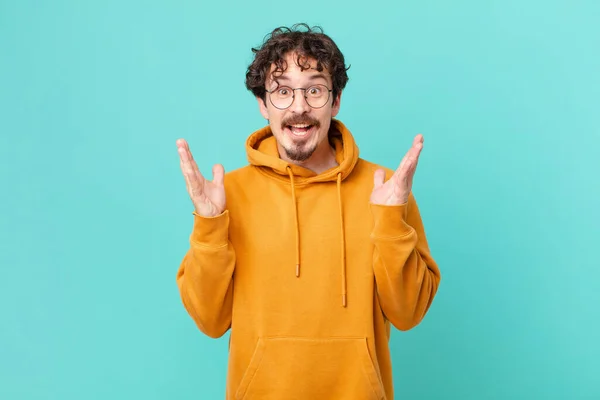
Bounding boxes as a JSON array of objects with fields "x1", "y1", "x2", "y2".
[{"x1": 177, "y1": 139, "x2": 226, "y2": 217}]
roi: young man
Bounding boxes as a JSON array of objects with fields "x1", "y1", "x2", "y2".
[{"x1": 176, "y1": 24, "x2": 441, "y2": 400}]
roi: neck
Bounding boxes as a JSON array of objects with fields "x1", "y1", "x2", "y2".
[{"x1": 280, "y1": 140, "x2": 338, "y2": 174}]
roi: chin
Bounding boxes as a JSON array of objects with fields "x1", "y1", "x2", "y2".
[{"x1": 284, "y1": 146, "x2": 317, "y2": 162}]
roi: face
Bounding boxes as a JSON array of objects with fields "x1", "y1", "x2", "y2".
[{"x1": 258, "y1": 52, "x2": 341, "y2": 163}]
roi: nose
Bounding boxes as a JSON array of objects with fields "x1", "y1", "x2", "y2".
[{"x1": 290, "y1": 89, "x2": 311, "y2": 114}]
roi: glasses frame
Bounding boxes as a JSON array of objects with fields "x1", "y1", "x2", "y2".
[{"x1": 265, "y1": 84, "x2": 333, "y2": 110}]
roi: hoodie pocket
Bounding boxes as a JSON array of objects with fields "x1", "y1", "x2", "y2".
[{"x1": 235, "y1": 337, "x2": 386, "y2": 400}]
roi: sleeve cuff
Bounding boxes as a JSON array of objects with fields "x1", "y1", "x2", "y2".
[
  {"x1": 190, "y1": 210, "x2": 230, "y2": 247},
  {"x1": 369, "y1": 203, "x2": 414, "y2": 238}
]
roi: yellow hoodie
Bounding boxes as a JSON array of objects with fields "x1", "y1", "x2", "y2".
[{"x1": 177, "y1": 119, "x2": 441, "y2": 400}]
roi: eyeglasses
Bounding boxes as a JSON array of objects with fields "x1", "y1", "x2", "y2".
[{"x1": 266, "y1": 84, "x2": 333, "y2": 110}]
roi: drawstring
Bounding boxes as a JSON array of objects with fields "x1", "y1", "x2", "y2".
[
  {"x1": 337, "y1": 173, "x2": 347, "y2": 307},
  {"x1": 287, "y1": 167, "x2": 301, "y2": 277},
  {"x1": 286, "y1": 167, "x2": 347, "y2": 308}
]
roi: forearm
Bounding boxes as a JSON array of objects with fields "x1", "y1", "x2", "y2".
[
  {"x1": 176, "y1": 211, "x2": 236, "y2": 338},
  {"x1": 370, "y1": 199, "x2": 441, "y2": 331}
]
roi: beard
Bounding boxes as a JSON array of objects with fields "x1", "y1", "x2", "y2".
[
  {"x1": 283, "y1": 140, "x2": 317, "y2": 162},
  {"x1": 280, "y1": 114, "x2": 321, "y2": 162}
]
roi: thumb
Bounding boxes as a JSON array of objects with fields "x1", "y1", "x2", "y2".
[
  {"x1": 373, "y1": 168, "x2": 386, "y2": 189},
  {"x1": 212, "y1": 164, "x2": 225, "y2": 186}
]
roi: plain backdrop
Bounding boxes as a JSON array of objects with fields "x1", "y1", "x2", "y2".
[{"x1": 1, "y1": 0, "x2": 598, "y2": 399}]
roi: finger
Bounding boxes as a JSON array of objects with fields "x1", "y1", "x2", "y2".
[
  {"x1": 178, "y1": 146, "x2": 196, "y2": 174},
  {"x1": 177, "y1": 141, "x2": 203, "y2": 178},
  {"x1": 176, "y1": 139, "x2": 194, "y2": 167},
  {"x1": 178, "y1": 152, "x2": 196, "y2": 191},
  {"x1": 185, "y1": 146, "x2": 203, "y2": 180},
  {"x1": 410, "y1": 134, "x2": 424, "y2": 169},
  {"x1": 373, "y1": 168, "x2": 386, "y2": 189},
  {"x1": 396, "y1": 149, "x2": 411, "y2": 177},
  {"x1": 180, "y1": 159, "x2": 193, "y2": 192},
  {"x1": 398, "y1": 135, "x2": 424, "y2": 173},
  {"x1": 406, "y1": 147, "x2": 421, "y2": 174},
  {"x1": 177, "y1": 139, "x2": 193, "y2": 163},
  {"x1": 178, "y1": 147, "x2": 205, "y2": 196},
  {"x1": 212, "y1": 164, "x2": 225, "y2": 186},
  {"x1": 414, "y1": 134, "x2": 423, "y2": 155},
  {"x1": 395, "y1": 156, "x2": 413, "y2": 184},
  {"x1": 401, "y1": 152, "x2": 419, "y2": 178},
  {"x1": 177, "y1": 139, "x2": 191, "y2": 164},
  {"x1": 412, "y1": 133, "x2": 424, "y2": 147},
  {"x1": 176, "y1": 139, "x2": 196, "y2": 166},
  {"x1": 408, "y1": 134, "x2": 423, "y2": 160},
  {"x1": 176, "y1": 138, "x2": 188, "y2": 149}
]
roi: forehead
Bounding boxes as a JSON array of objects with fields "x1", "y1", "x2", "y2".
[{"x1": 267, "y1": 52, "x2": 331, "y2": 85}]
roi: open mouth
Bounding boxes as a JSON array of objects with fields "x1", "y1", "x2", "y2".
[{"x1": 285, "y1": 124, "x2": 315, "y2": 137}]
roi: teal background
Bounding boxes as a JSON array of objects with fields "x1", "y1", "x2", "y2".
[{"x1": 1, "y1": 0, "x2": 598, "y2": 399}]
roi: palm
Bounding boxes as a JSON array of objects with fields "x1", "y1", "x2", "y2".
[
  {"x1": 370, "y1": 174, "x2": 410, "y2": 205},
  {"x1": 177, "y1": 139, "x2": 226, "y2": 217},
  {"x1": 193, "y1": 174, "x2": 226, "y2": 217},
  {"x1": 370, "y1": 134, "x2": 423, "y2": 206}
]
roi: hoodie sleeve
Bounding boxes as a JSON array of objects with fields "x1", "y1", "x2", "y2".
[
  {"x1": 369, "y1": 193, "x2": 441, "y2": 331},
  {"x1": 176, "y1": 210, "x2": 236, "y2": 338}
]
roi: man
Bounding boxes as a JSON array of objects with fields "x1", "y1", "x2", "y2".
[{"x1": 176, "y1": 23, "x2": 441, "y2": 400}]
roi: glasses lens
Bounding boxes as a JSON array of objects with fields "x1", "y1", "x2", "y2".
[
  {"x1": 268, "y1": 85, "x2": 331, "y2": 109},
  {"x1": 305, "y1": 85, "x2": 330, "y2": 108},
  {"x1": 270, "y1": 86, "x2": 294, "y2": 109}
]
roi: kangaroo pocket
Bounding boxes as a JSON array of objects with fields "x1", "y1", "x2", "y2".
[{"x1": 235, "y1": 337, "x2": 386, "y2": 400}]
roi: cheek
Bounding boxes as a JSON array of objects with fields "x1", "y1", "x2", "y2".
[
  {"x1": 316, "y1": 110, "x2": 332, "y2": 127},
  {"x1": 267, "y1": 108, "x2": 284, "y2": 123},
  {"x1": 317, "y1": 107, "x2": 334, "y2": 121}
]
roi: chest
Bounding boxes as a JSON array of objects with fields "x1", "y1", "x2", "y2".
[{"x1": 230, "y1": 179, "x2": 372, "y2": 256}]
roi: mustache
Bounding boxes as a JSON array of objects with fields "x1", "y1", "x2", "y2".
[{"x1": 281, "y1": 115, "x2": 320, "y2": 129}]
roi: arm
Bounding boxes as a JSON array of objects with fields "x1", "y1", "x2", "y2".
[
  {"x1": 370, "y1": 193, "x2": 441, "y2": 331},
  {"x1": 176, "y1": 211, "x2": 236, "y2": 338},
  {"x1": 174, "y1": 138, "x2": 233, "y2": 338},
  {"x1": 369, "y1": 133, "x2": 441, "y2": 330}
]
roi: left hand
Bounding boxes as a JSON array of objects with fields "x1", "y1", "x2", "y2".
[{"x1": 370, "y1": 134, "x2": 424, "y2": 206}]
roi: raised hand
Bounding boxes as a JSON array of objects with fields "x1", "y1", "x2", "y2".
[
  {"x1": 370, "y1": 134, "x2": 424, "y2": 206},
  {"x1": 177, "y1": 139, "x2": 226, "y2": 217}
]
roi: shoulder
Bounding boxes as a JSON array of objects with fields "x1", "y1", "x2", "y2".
[{"x1": 223, "y1": 165, "x2": 255, "y2": 185}]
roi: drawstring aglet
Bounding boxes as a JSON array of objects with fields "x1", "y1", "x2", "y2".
[
  {"x1": 342, "y1": 294, "x2": 347, "y2": 307},
  {"x1": 296, "y1": 264, "x2": 300, "y2": 277}
]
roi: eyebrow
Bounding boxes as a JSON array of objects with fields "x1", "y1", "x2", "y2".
[
  {"x1": 307, "y1": 73, "x2": 329, "y2": 82},
  {"x1": 276, "y1": 73, "x2": 329, "y2": 83}
]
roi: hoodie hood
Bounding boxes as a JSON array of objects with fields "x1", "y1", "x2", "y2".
[
  {"x1": 246, "y1": 119, "x2": 359, "y2": 183},
  {"x1": 245, "y1": 119, "x2": 359, "y2": 307}
]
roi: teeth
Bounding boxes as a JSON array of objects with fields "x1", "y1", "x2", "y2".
[{"x1": 287, "y1": 124, "x2": 312, "y2": 136}]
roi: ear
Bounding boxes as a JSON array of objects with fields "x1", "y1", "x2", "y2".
[
  {"x1": 331, "y1": 91, "x2": 342, "y2": 118},
  {"x1": 257, "y1": 96, "x2": 269, "y2": 120}
]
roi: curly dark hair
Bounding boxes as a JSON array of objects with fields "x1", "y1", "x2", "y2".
[{"x1": 245, "y1": 23, "x2": 350, "y2": 104}]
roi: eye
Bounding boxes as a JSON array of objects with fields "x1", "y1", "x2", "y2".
[
  {"x1": 277, "y1": 87, "x2": 291, "y2": 96},
  {"x1": 307, "y1": 86, "x2": 322, "y2": 96}
]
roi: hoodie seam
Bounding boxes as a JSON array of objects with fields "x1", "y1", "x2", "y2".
[
  {"x1": 370, "y1": 229, "x2": 416, "y2": 241},
  {"x1": 261, "y1": 336, "x2": 370, "y2": 340},
  {"x1": 253, "y1": 166, "x2": 343, "y2": 185},
  {"x1": 190, "y1": 240, "x2": 229, "y2": 250}
]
